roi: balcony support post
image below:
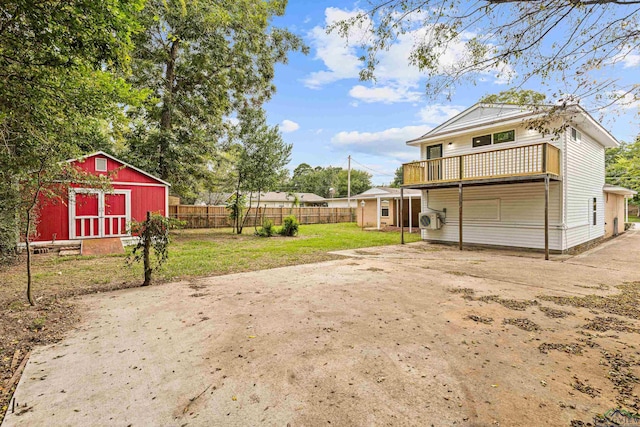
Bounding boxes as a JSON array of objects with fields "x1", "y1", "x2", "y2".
[
  {"x1": 544, "y1": 175, "x2": 549, "y2": 260},
  {"x1": 408, "y1": 196, "x2": 412, "y2": 233},
  {"x1": 376, "y1": 196, "x2": 381, "y2": 230},
  {"x1": 458, "y1": 182, "x2": 463, "y2": 251},
  {"x1": 400, "y1": 187, "x2": 405, "y2": 244}
]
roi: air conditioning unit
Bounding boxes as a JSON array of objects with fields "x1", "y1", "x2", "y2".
[{"x1": 419, "y1": 212, "x2": 441, "y2": 230}]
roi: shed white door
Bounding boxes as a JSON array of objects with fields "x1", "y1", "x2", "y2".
[{"x1": 69, "y1": 189, "x2": 131, "y2": 239}]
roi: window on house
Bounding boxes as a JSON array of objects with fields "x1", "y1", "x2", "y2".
[
  {"x1": 493, "y1": 130, "x2": 515, "y2": 144},
  {"x1": 381, "y1": 200, "x2": 389, "y2": 217},
  {"x1": 95, "y1": 158, "x2": 107, "y2": 172},
  {"x1": 592, "y1": 197, "x2": 597, "y2": 225},
  {"x1": 472, "y1": 130, "x2": 515, "y2": 147},
  {"x1": 472, "y1": 134, "x2": 492, "y2": 147},
  {"x1": 571, "y1": 127, "x2": 582, "y2": 142}
]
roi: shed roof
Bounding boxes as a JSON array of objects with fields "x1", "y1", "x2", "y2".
[{"x1": 67, "y1": 151, "x2": 171, "y2": 186}]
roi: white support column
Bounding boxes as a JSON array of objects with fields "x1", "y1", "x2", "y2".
[
  {"x1": 396, "y1": 199, "x2": 399, "y2": 226},
  {"x1": 376, "y1": 196, "x2": 381, "y2": 230},
  {"x1": 625, "y1": 196, "x2": 629, "y2": 223},
  {"x1": 408, "y1": 195, "x2": 412, "y2": 233}
]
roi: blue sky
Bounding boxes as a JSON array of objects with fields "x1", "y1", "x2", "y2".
[{"x1": 265, "y1": 1, "x2": 640, "y2": 185}]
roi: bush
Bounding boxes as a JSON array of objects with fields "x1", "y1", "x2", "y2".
[
  {"x1": 279, "y1": 215, "x2": 299, "y2": 237},
  {"x1": 128, "y1": 213, "x2": 183, "y2": 286},
  {"x1": 256, "y1": 219, "x2": 275, "y2": 237}
]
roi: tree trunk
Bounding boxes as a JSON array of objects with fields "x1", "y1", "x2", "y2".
[
  {"x1": 142, "y1": 211, "x2": 152, "y2": 286},
  {"x1": 238, "y1": 191, "x2": 253, "y2": 234},
  {"x1": 25, "y1": 210, "x2": 35, "y2": 306},
  {"x1": 158, "y1": 39, "x2": 180, "y2": 181},
  {"x1": 24, "y1": 182, "x2": 42, "y2": 306},
  {"x1": 254, "y1": 189, "x2": 262, "y2": 231}
]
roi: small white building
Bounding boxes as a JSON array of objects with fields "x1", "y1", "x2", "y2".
[
  {"x1": 327, "y1": 187, "x2": 422, "y2": 230},
  {"x1": 249, "y1": 191, "x2": 326, "y2": 207},
  {"x1": 402, "y1": 102, "x2": 632, "y2": 257}
]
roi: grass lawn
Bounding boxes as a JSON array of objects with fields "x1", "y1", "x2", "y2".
[
  {"x1": 2, "y1": 223, "x2": 421, "y2": 306},
  {"x1": 628, "y1": 215, "x2": 640, "y2": 223}
]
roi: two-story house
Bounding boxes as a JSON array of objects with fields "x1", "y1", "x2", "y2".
[{"x1": 401, "y1": 103, "x2": 635, "y2": 259}]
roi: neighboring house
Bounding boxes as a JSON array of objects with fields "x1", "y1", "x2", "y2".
[
  {"x1": 327, "y1": 187, "x2": 421, "y2": 229},
  {"x1": 401, "y1": 102, "x2": 634, "y2": 257},
  {"x1": 248, "y1": 191, "x2": 326, "y2": 207},
  {"x1": 35, "y1": 151, "x2": 170, "y2": 243},
  {"x1": 603, "y1": 184, "x2": 637, "y2": 238}
]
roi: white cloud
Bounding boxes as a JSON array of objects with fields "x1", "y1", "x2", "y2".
[
  {"x1": 302, "y1": 7, "x2": 369, "y2": 88},
  {"x1": 304, "y1": 8, "x2": 516, "y2": 100},
  {"x1": 622, "y1": 53, "x2": 640, "y2": 68},
  {"x1": 331, "y1": 125, "x2": 431, "y2": 161},
  {"x1": 349, "y1": 84, "x2": 422, "y2": 103},
  {"x1": 612, "y1": 90, "x2": 640, "y2": 110},
  {"x1": 280, "y1": 119, "x2": 300, "y2": 133},
  {"x1": 609, "y1": 51, "x2": 640, "y2": 69},
  {"x1": 418, "y1": 104, "x2": 466, "y2": 124}
]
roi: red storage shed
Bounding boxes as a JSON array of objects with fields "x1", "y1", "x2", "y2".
[{"x1": 35, "y1": 151, "x2": 170, "y2": 242}]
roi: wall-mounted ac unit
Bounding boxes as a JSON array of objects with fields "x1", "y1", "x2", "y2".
[{"x1": 419, "y1": 212, "x2": 441, "y2": 230}]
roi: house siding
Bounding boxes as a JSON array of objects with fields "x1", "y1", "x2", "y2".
[
  {"x1": 420, "y1": 122, "x2": 562, "y2": 160},
  {"x1": 564, "y1": 126, "x2": 606, "y2": 248},
  {"x1": 420, "y1": 182, "x2": 564, "y2": 250}
]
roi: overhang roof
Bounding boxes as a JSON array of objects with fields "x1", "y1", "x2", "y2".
[
  {"x1": 603, "y1": 184, "x2": 637, "y2": 196},
  {"x1": 406, "y1": 103, "x2": 619, "y2": 149}
]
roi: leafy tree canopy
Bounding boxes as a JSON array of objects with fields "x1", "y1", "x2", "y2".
[
  {"x1": 606, "y1": 136, "x2": 640, "y2": 206},
  {"x1": 230, "y1": 107, "x2": 292, "y2": 233},
  {"x1": 124, "y1": 0, "x2": 307, "y2": 201},
  {"x1": 390, "y1": 166, "x2": 404, "y2": 188},
  {"x1": 334, "y1": 0, "x2": 640, "y2": 111},
  {"x1": 287, "y1": 165, "x2": 372, "y2": 198}
]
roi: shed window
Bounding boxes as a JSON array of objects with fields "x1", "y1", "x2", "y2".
[
  {"x1": 592, "y1": 197, "x2": 597, "y2": 225},
  {"x1": 381, "y1": 200, "x2": 389, "y2": 217},
  {"x1": 95, "y1": 158, "x2": 107, "y2": 172}
]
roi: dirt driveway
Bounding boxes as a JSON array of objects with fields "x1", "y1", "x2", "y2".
[{"x1": 4, "y1": 232, "x2": 640, "y2": 426}]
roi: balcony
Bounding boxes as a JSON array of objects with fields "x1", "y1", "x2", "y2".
[{"x1": 403, "y1": 142, "x2": 561, "y2": 188}]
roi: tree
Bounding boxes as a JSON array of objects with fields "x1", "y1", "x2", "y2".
[
  {"x1": 336, "y1": 169, "x2": 372, "y2": 198},
  {"x1": 288, "y1": 164, "x2": 372, "y2": 198},
  {"x1": 231, "y1": 108, "x2": 292, "y2": 234},
  {"x1": 125, "y1": 0, "x2": 307, "y2": 201},
  {"x1": 390, "y1": 166, "x2": 404, "y2": 188},
  {"x1": 334, "y1": 1, "x2": 640, "y2": 111},
  {"x1": 0, "y1": 0, "x2": 144, "y2": 303},
  {"x1": 129, "y1": 213, "x2": 181, "y2": 286},
  {"x1": 606, "y1": 137, "x2": 640, "y2": 213}
]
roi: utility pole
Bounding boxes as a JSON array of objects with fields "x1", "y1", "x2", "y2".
[{"x1": 347, "y1": 155, "x2": 351, "y2": 208}]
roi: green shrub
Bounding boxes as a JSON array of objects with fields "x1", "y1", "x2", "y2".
[
  {"x1": 256, "y1": 219, "x2": 275, "y2": 237},
  {"x1": 279, "y1": 215, "x2": 299, "y2": 237}
]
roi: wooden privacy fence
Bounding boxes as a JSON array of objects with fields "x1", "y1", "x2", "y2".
[{"x1": 169, "y1": 205, "x2": 357, "y2": 229}]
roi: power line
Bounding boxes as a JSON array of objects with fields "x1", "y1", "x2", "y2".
[{"x1": 350, "y1": 157, "x2": 394, "y2": 177}]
